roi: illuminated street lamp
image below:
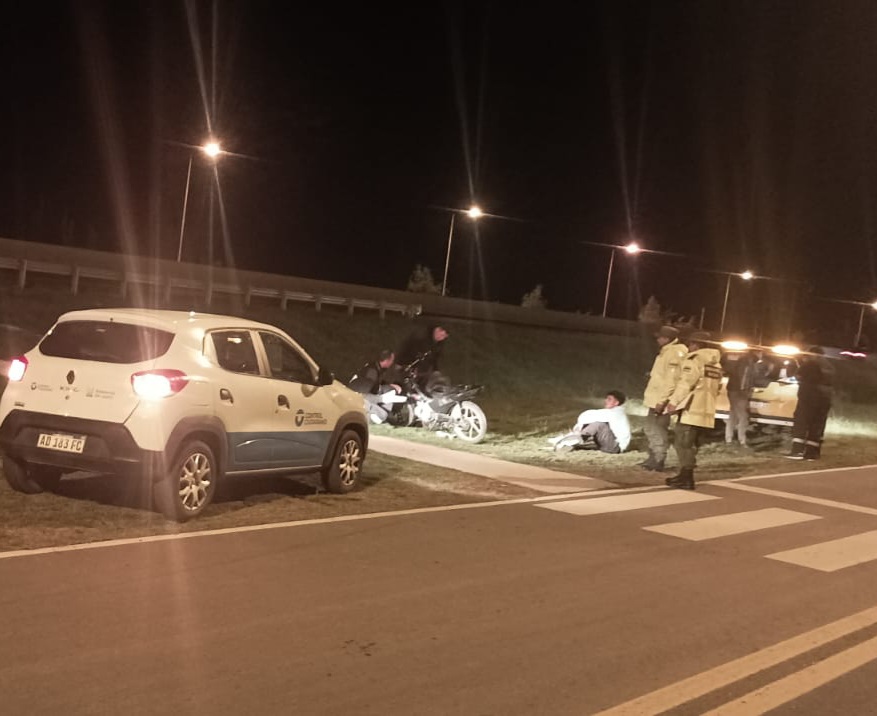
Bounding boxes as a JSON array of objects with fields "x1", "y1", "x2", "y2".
[
  {"x1": 601, "y1": 241, "x2": 641, "y2": 318},
  {"x1": 176, "y1": 139, "x2": 224, "y2": 263},
  {"x1": 719, "y1": 269, "x2": 755, "y2": 334},
  {"x1": 441, "y1": 206, "x2": 483, "y2": 297}
]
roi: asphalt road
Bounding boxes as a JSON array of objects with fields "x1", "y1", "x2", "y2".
[{"x1": 3, "y1": 465, "x2": 877, "y2": 715}]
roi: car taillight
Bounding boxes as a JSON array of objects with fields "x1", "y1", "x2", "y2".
[
  {"x1": 131, "y1": 369, "x2": 188, "y2": 399},
  {"x1": 7, "y1": 356, "x2": 28, "y2": 382}
]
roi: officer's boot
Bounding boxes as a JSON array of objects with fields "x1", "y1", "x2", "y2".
[
  {"x1": 649, "y1": 456, "x2": 666, "y2": 472},
  {"x1": 665, "y1": 468, "x2": 695, "y2": 490},
  {"x1": 638, "y1": 450, "x2": 656, "y2": 469},
  {"x1": 786, "y1": 438, "x2": 805, "y2": 460}
]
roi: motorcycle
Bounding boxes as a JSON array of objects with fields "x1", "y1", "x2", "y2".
[{"x1": 386, "y1": 355, "x2": 489, "y2": 444}]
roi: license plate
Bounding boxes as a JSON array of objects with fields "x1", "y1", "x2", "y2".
[
  {"x1": 750, "y1": 401, "x2": 768, "y2": 409},
  {"x1": 37, "y1": 433, "x2": 86, "y2": 454}
]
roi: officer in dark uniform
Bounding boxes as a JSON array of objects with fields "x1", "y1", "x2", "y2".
[{"x1": 787, "y1": 346, "x2": 834, "y2": 460}]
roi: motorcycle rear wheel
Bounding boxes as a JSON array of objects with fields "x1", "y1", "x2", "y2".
[
  {"x1": 451, "y1": 400, "x2": 488, "y2": 443},
  {"x1": 388, "y1": 403, "x2": 416, "y2": 427}
]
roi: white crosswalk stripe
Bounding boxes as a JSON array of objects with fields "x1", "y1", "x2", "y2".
[
  {"x1": 537, "y1": 490, "x2": 717, "y2": 516},
  {"x1": 644, "y1": 508, "x2": 821, "y2": 541},
  {"x1": 767, "y1": 530, "x2": 877, "y2": 572},
  {"x1": 538, "y1": 488, "x2": 877, "y2": 572}
]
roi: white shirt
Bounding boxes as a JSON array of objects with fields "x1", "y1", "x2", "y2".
[{"x1": 574, "y1": 405, "x2": 631, "y2": 451}]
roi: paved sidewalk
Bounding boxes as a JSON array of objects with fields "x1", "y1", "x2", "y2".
[{"x1": 369, "y1": 435, "x2": 616, "y2": 494}]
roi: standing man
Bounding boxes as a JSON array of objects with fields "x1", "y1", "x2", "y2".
[
  {"x1": 664, "y1": 331, "x2": 723, "y2": 490},
  {"x1": 787, "y1": 346, "x2": 835, "y2": 460},
  {"x1": 396, "y1": 323, "x2": 449, "y2": 389},
  {"x1": 722, "y1": 347, "x2": 754, "y2": 447},
  {"x1": 641, "y1": 325, "x2": 688, "y2": 471}
]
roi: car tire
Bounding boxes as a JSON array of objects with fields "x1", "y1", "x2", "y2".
[
  {"x1": 3, "y1": 458, "x2": 63, "y2": 494},
  {"x1": 321, "y1": 430, "x2": 363, "y2": 494},
  {"x1": 154, "y1": 440, "x2": 217, "y2": 522}
]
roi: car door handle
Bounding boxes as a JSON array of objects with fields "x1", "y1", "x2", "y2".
[
  {"x1": 277, "y1": 394, "x2": 290, "y2": 409},
  {"x1": 220, "y1": 388, "x2": 234, "y2": 404}
]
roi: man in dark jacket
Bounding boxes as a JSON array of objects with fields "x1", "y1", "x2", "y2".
[
  {"x1": 395, "y1": 324, "x2": 449, "y2": 388},
  {"x1": 787, "y1": 346, "x2": 835, "y2": 460},
  {"x1": 348, "y1": 349, "x2": 401, "y2": 424}
]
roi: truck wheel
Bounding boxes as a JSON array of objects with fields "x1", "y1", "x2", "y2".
[
  {"x1": 154, "y1": 440, "x2": 217, "y2": 522},
  {"x1": 321, "y1": 430, "x2": 363, "y2": 494},
  {"x1": 3, "y1": 458, "x2": 62, "y2": 494}
]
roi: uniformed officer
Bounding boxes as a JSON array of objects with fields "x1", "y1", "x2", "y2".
[
  {"x1": 787, "y1": 346, "x2": 834, "y2": 460},
  {"x1": 641, "y1": 325, "x2": 688, "y2": 471},
  {"x1": 664, "y1": 331, "x2": 723, "y2": 490}
]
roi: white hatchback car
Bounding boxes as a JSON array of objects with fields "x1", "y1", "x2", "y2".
[{"x1": 0, "y1": 308, "x2": 368, "y2": 521}]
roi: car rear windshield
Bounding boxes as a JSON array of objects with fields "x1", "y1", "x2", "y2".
[{"x1": 38, "y1": 321, "x2": 175, "y2": 363}]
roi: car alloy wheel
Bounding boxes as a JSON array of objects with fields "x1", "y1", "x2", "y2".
[
  {"x1": 179, "y1": 450, "x2": 213, "y2": 512},
  {"x1": 155, "y1": 439, "x2": 217, "y2": 522},
  {"x1": 322, "y1": 430, "x2": 363, "y2": 494}
]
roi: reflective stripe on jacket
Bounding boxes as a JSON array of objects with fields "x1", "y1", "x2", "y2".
[
  {"x1": 669, "y1": 348, "x2": 723, "y2": 428},
  {"x1": 643, "y1": 339, "x2": 688, "y2": 408}
]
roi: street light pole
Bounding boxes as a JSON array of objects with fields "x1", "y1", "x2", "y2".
[
  {"x1": 602, "y1": 249, "x2": 616, "y2": 318},
  {"x1": 854, "y1": 301, "x2": 877, "y2": 347},
  {"x1": 856, "y1": 305, "x2": 866, "y2": 347},
  {"x1": 441, "y1": 212, "x2": 456, "y2": 297},
  {"x1": 176, "y1": 154, "x2": 194, "y2": 263},
  {"x1": 601, "y1": 241, "x2": 640, "y2": 318},
  {"x1": 719, "y1": 274, "x2": 732, "y2": 334},
  {"x1": 719, "y1": 270, "x2": 754, "y2": 334},
  {"x1": 175, "y1": 139, "x2": 224, "y2": 263},
  {"x1": 441, "y1": 206, "x2": 483, "y2": 297}
]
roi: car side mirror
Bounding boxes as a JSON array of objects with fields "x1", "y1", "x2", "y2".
[{"x1": 317, "y1": 365, "x2": 334, "y2": 386}]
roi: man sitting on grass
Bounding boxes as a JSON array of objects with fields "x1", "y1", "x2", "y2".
[{"x1": 548, "y1": 390, "x2": 631, "y2": 454}]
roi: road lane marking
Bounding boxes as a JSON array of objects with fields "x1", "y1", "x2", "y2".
[
  {"x1": 593, "y1": 604, "x2": 877, "y2": 715},
  {"x1": 537, "y1": 490, "x2": 717, "y2": 516},
  {"x1": 712, "y1": 480, "x2": 877, "y2": 516},
  {"x1": 767, "y1": 530, "x2": 877, "y2": 572},
  {"x1": 705, "y1": 633, "x2": 877, "y2": 714},
  {"x1": 643, "y1": 508, "x2": 821, "y2": 541},
  {"x1": 0, "y1": 484, "x2": 682, "y2": 562},
  {"x1": 0, "y1": 485, "x2": 677, "y2": 561},
  {"x1": 725, "y1": 463, "x2": 877, "y2": 482}
]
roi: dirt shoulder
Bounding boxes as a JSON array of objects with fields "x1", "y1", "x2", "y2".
[
  {"x1": 4, "y1": 426, "x2": 876, "y2": 554},
  {"x1": 0, "y1": 452, "x2": 543, "y2": 553},
  {"x1": 371, "y1": 424, "x2": 877, "y2": 488}
]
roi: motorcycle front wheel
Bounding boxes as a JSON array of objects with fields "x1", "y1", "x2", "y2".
[{"x1": 451, "y1": 400, "x2": 488, "y2": 443}]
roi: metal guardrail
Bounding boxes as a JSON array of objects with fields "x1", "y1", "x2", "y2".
[
  {"x1": 0, "y1": 250, "x2": 421, "y2": 319},
  {"x1": 0, "y1": 237, "x2": 643, "y2": 336}
]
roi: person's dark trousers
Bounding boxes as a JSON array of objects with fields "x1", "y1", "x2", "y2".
[
  {"x1": 581, "y1": 422, "x2": 620, "y2": 454},
  {"x1": 726, "y1": 389, "x2": 750, "y2": 445},
  {"x1": 674, "y1": 422, "x2": 706, "y2": 471},
  {"x1": 643, "y1": 408, "x2": 671, "y2": 465},
  {"x1": 791, "y1": 395, "x2": 831, "y2": 459}
]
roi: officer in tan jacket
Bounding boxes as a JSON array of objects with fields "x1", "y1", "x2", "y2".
[
  {"x1": 664, "y1": 331, "x2": 722, "y2": 490},
  {"x1": 641, "y1": 325, "x2": 688, "y2": 471}
]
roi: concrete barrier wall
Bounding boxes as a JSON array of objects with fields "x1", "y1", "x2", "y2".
[{"x1": 0, "y1": 236, "x2": 644, "y2": 336}]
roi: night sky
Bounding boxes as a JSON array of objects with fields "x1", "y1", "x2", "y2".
[{"x1": 3, "y1": 1, "x2": 877, "y2": 344}]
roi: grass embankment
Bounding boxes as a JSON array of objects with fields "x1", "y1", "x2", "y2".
[{"x1": 1, "y1": 278, "x2": 877, "y2": 550}]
